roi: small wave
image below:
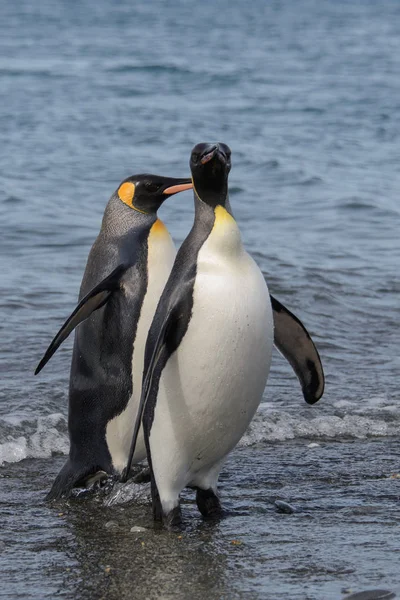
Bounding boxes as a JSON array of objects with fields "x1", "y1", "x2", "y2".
[
  {"x1": 240, "y1": 401, "x2": 399, "y2": 446},
  {"x1": 104, "y1": 62, "x2": 194, "y2": 77},
  {"x1": 0, "y1": 68, "x2": 54, "y2": 77},
  {"x1": 229, "y1": 186, "x2": 244, "y2": 195},
  {"x1": 299, "y1": 175, "x2": 323, "y2": 186},
  {"x1": 3, "y1": 195, "x2": 24, "y2": 205},
  {"x1": 302, "y1": 106, "x2": 325, "y2": 114},
  {"x1": 0, "y1": 58, "x2": 89, "y2": 78},
  {"x1": 253, "y1": 159, "x2": 280, "y2": 171},
  {"x1": 1, "y1": 396, "x2": 398, "y2": 469},
  {"x1": 0, "y1": 414, "x2": 68, "y2": 467},
  {"x1": 337, "y1": 196, "x2": 377, "y2": 211}
]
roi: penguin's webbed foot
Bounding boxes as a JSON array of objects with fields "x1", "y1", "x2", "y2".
[
  {"x1": 132, "y1": 467, "x2": 151, "y2": 484},
  {"x1": 83, "y1": 470, "x2": 109, "y2": 489},
  {"x1": 196, "y1": 488, "x2": 223, "y2": 519},
  {"x1": 163, "y1": 505, "x2": 182, "y2": 531}
]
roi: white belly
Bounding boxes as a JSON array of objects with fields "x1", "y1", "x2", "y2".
[
  {"x1": 106, "y1": 220, "x2": 176, "y2": 472},
  {"x1": 150, "y1": 209, "x2": 274, "y2": 497}
]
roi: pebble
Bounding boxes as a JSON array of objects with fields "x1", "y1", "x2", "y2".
[
  {"x1": 130, "y1": 526, "x2": 148, "y2": 533},
  {"x1": 307, "y1": 442, "x2": 320, "y2": 448},
  {"x1": 343, "y1": 590, "x2": 396, "y2": 600}
]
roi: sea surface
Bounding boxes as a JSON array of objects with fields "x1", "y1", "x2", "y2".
[{"x1": 0, "y1": 1, "x2": 399, "y2": 598}]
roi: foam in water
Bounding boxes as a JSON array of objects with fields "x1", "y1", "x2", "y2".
[
  {"x1": 240, "y1": 398, "x2": 399, "y2": 447},
  {"x1": 240, "y1": 411, "x2": 393, "y2": 447},
  {"x1": 0, "y1": 413, "x2": 69, "y2": 466},
  {"x1": 1, "y1": 396, "x2": 398, "y2": 467}
]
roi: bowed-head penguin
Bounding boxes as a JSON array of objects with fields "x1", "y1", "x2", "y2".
[
  {"x1": 124, "y1": 143, "x2": 324, "y2": 528},
  {"x1": 35, "y1": 173, "x2": 192, "y2": 499}
]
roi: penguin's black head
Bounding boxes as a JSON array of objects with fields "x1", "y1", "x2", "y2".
[
  {"x1": 190, "y1": 143, "x2": 231, "y2": 207},
  {"x1": 117, "y1": 174, "x2": 192, "y2": 214}
]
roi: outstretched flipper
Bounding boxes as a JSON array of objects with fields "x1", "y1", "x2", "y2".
[
  {"x1": 270, "y1": 295, "x2": 325, "y2": 404},
  {"x1": 35, "y1": 263, "x2": 129, "y2": 375}
]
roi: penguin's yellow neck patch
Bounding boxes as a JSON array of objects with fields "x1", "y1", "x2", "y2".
[
  {"x1": 213, "y1": 205, "x2": 236, "y2": 228},
  {"x1": 118, "y1": 182, "x2": 135, "y2": 207},
  {"x1": 206, "y1": 205, "x2": 241, "y2": 256},
  {"x1": 118, "y1": 182, "x2": 147, "y2": 213},
  {"x1": 150, "y1": 219, "x2": 168, "y2": 236}
]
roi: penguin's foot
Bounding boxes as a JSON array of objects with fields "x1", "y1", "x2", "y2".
[
  {"x1": 196, "y1": 488, "x2": 223, "y2": 519},
  {"x1": 83, "y1": 470, "x2": 109, "y2": 489},
  {"x1": 151, "y1": 480, "x2": 163, "y2": 522},
  {"x1": 132, "y1": 467, "x2": 151, "y2": 484},
  {"x1": 163, "y1": 505, "x2": 182, "y2": 531}
]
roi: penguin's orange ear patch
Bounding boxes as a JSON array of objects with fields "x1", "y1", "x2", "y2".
[{"x1": 118, "y1": 182, "x2": 135, "y2": 207}]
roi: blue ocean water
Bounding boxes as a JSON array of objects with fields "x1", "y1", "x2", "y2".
[{"x1": 0, "y1": 1, "x2": 399, "y2": 599}]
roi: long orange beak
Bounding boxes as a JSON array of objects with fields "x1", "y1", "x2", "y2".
[{"x1": 163, "y1": 182, "x2": 193, "y2": 195}]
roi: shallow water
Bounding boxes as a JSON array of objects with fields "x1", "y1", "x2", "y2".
[
  {"x1": 1, "y1": 440, "x2": 399, "y2": 599},
  {"x1": 1, "y1": 0, "x2": 399, "y2": 598}
]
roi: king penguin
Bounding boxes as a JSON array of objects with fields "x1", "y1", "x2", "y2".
[
  {"x1": 124, "y1": 143, "x2": 324, "y2": 527},
  {"x1": 35, "y1": 173, "x2": 192, "y2": 500}
]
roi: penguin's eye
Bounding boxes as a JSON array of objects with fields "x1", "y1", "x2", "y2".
[{"x1": 144, "y1": 181, "x2": 160, "y2": 194}]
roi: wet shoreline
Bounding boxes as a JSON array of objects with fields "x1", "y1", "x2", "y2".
[{"x1": 1, "y1": 438, "x2": 399, "y2": 599}]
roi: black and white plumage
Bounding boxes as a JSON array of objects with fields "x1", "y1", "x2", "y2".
[
  {"x1": 125, "y1": 143, "x2": 324, "y2": 527},
  {"x1": 35, "y1": 174, "x2": 192, "y2": 500}
]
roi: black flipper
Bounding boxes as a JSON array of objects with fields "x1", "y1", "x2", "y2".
[
  {"x1": 35, "y1": 264, "x2": 129, "y2": 375},
  {"x1": 270, "y1": 295, "x2": 325, "y2": 404},
  {"x1": 121, "y1": 294, "x2": 191, "y2": 482},
  {"x1": 120, "y1": 307, "x2": 179, "y2": 482}
]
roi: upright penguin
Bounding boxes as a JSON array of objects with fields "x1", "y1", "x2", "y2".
[
  {"x1": 35, "y1": 174, "x2": 192, "y2": 499},
  {"x1": 125, "y1": 143, "x2": 324, "y2": 528}
]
